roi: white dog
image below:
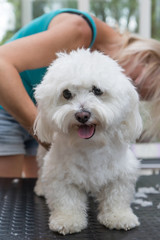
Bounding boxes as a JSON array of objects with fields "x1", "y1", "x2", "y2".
[{"x1": 34, "y1": 49, "x2": 142, "y2": 235}]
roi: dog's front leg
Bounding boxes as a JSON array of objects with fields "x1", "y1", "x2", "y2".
[
  {"x1": 34, "y1": 146, "x2": 47, "y2": 196},
  {"x1": 45, "y1": 182, "x2": 88, "y2": 235},
  {"x1": 97, "y1": 177, "x2": 140, "y2": 231}
]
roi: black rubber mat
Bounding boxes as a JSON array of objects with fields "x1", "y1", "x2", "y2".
[{"x1": 0, "y1": 175, "x2": 159, "y2": 240}]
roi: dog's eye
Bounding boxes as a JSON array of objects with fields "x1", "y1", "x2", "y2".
[
  {"x1": 63, "y1": 89, "x2": 72, "y2": 100},
  {"x1": 92, "y1": 86, "x2": 103, "y2": 96}
]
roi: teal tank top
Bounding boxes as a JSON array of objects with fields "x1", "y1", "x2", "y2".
[{"x1": 3, "y1": 8, "x2": 97, "y2": 105}]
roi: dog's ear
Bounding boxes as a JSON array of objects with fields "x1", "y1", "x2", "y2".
[
  {"x1": 33, "y1": 74, "x2": 57, "y2": 143},
  {"x1": 119, "y1": 89, "x2": 143, "y2": 143},
  {"x1": 33, "y1": 110, "x2": 53, "y2": 143},
  {"x1": 124, "y1": 104, "x2": 142, "y2": 142}
]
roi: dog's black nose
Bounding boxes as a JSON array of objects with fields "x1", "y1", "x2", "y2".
[{"x1": 75, "y1": 111, "x2": 91, "y2": 123}]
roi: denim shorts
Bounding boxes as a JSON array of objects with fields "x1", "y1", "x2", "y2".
[{"x1": 0, "y1": 108, "x2": 38, "y2": 156}]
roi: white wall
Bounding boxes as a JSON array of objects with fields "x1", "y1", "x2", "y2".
[{"x1": 139, "y1": 0, "x2": 151, "y2": 38}]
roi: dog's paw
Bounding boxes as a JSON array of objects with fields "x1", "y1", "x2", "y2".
[
  {"x1": 49, "y1": 210, "x2": 87, "y2": 235},
  {"x1": 34, "y1": 179, "x2": 45, "y2": 197},
  {"x1": 98, "y1": 209, "x2": 140, "y2": 231}
]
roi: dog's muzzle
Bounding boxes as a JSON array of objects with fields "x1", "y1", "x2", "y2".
[
  {"x1": 75, "y1": 110, "x2": 91, "y2": 124},
  {"x1": 75, "y1": 110, "x2": 96, "y2": 139}
]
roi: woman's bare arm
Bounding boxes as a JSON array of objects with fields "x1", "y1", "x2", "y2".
[{"x1": 0, "y1": 14, "x2": 92, "y2": 137}]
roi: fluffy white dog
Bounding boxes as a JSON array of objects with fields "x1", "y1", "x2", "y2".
[{"x1": 34, "y1": 49, "x2": 142, "y2": 235}]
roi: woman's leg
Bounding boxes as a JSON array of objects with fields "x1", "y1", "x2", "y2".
[
  {"x1": 0, "y1": 108, "x2": 25, "y2": 178},
  {"x1": 23, "y1": 155, "x2": 38, "y2": 178},
  {"x1": 0, "y1": 155, "x2": 38, "y2": 178},
  {"x1": 0, "y1": 108, "x2": 38, "y2": 178},
  {"x1": 0, "y1": 155, "x2": 24, "y2": 177}
]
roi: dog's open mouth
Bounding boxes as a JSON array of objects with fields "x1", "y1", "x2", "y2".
[{"x1": 77, "y1": 124, "x2": 96, "y2": 139}]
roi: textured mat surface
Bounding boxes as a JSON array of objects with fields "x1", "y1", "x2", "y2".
[{"x1": 0, "y1": 175, "x2": 159, "y2": 240}]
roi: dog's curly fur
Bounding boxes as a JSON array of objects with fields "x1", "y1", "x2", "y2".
[{"x1": 34, "y1": 49, "x2": 142, "y2": 235}]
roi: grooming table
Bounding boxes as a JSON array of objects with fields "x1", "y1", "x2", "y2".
[
  {"x1": 141, "y1": 158, "x2": 160, "y2": 170},
  {"x1": 0, "y1": 175, "x2": 159, "y2": 240}
]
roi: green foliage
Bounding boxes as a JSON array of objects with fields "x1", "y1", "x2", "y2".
[
  {"x1": 90, "y1": 0, "x2": 139, "y2": 32},
  {"x1": 33, "y1": 0, "x2": 77, "y2": 18},
  {"x1": 33, "y1": 0, "x2": 53, "y2": 18},
  {"x1": 151, "y1": 0, "x2": 160, "y2": 40}
]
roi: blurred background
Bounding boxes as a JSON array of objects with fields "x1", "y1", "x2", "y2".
[
  {"x1": 0, "y1": 0, "x2": 160, "y2": 45},
  {"x1": 0, "y1": 0, "x2": 160, "y2": 173}
]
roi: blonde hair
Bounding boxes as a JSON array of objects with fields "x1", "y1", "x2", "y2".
[{"x1": 114, "y1": 33, "x2": 160, "y2": 142}]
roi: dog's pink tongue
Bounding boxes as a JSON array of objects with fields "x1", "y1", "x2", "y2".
[{"x1": 78, "y1": 125, "x2": 95, "y2": 139}]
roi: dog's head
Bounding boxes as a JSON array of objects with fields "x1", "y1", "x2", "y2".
[{"x1": 34, "y1": 49, "x2": 142, "y2": 144}]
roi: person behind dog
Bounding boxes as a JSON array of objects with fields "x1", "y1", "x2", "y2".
[{"x1": 0, "y1": 8, "x2": 160, "y2": 178}]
